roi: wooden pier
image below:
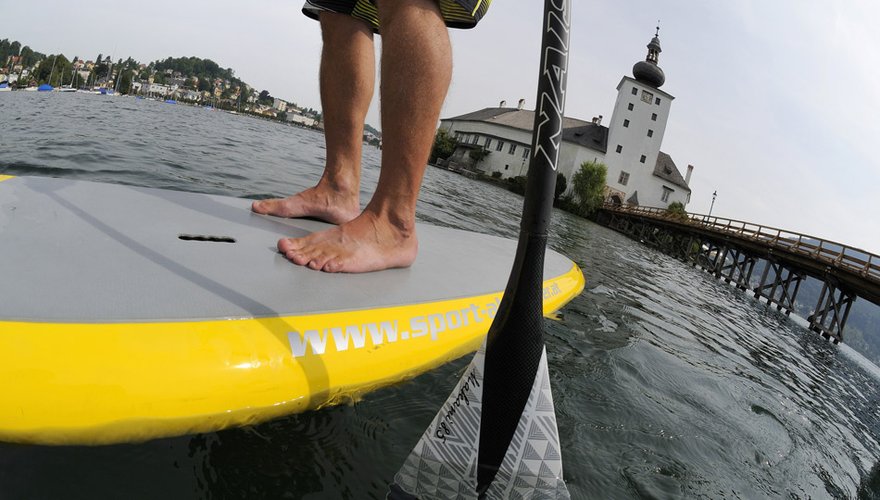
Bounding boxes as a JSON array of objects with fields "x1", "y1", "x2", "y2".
[{"x1": 595, "y1": 205, "x2": 880, "y2": 343}]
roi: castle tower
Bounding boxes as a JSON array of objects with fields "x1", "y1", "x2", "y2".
[{"x1": 604, "y1": 27, "x2": 676, "y2": 205}]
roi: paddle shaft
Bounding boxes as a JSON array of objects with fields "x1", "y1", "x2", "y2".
[
  {"x1": 476, "y1": 0, "x2": 571, "y2": 494},
  {"x1": 521, "y1": 0, "x2": 572, "y2": 241}
]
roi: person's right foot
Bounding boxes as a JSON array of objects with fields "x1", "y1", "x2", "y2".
[
  {"x1": 251, "y1": 184, "x2": 361, "y2": 225},
  {"x1": 277, "y1": 206, "x2": 418, "y2": 273}
]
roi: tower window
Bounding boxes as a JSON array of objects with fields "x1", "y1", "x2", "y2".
[
  {"x1": 616, "y1": 145, "x2": 623, "y2": 153},
  {"x1": 627, "y1": 103, "x2": 634, "y2": 111},
  {"x1": 647, "y1": 129, "x2": 654, "y2": 137},
  {"x1": 623, "y1": 119, "x2": 630, "y2": 128},
  {"x1": 640, "y1": 155, "x2": 647, "y2": 163},
  {"x1": 655, "y1": 97, "x2": 661, "y2": 105},
  {"x1": 618, "y1": 171, "x2": 630, "y2": 186},
  {"x1": 631, "y1": 87, "x2": 638, "y2": 95},
  {"x1": 651, "y1": 113, "x2": 658, "y2": 121}
]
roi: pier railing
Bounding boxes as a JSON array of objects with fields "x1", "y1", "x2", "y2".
[{"x1": 601, "y1": 204, "x2": 880, "y2": 283}]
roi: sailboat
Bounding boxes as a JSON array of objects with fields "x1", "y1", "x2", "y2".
[
  {"x1": 97, "y1": 56, "x2": 115, "y2": 95},
  {"x1": 58, "y1": 67, "x2": 77, "y2": 92},
  {"x1": 39, "y1": 56, "x2": 57, "y2": 91}
]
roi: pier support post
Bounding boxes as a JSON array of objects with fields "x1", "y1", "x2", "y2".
[
  {"x1": 718, "y1": 247, "x2": 757, "y2": 290},
  {"x1": 808, "y1": 278, "x2": 855, "y2": 344},
  {"x1": 696, "y1": 240, "x2": 723, "y2": 273},
  {"x1": 753, "y1": 260, "x2": 804, "y2": 315}
]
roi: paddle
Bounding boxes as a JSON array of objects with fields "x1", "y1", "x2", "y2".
[{"x1": 390, "y1": 0, "x2": 572, "y2": 497}]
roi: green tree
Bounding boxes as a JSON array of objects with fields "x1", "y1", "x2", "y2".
[
  {"x1": 19, "y1": 46, "x2": 38, "y2": 67},
  {"x1": 569, "y1": 160, "x2": 607, "y2": 217},
  {"x1": 555, "y1": 173, "x2": 567, "y2": 203},
  {"x1": 665, "y1": 201, "x2": 688, "y2": 220},
  {"x1": 239, "y1": 86, "x2": 252, "y2": 104},
  {"x1": 93, "y1": 61, "x2": 110, "y2": 81},
  {"x1": 118, "y1": 69, "x2": 133, "y2": 94},
  {"x1": 468, "y1": 148, "x2": 490, "y2": 166},
  {"x1": 506, "y1": 175, "x2": 528, "y2": 195},
  {"x1": 0, "y1": 39, "x2": 12, "y2": 66},
  {"x1": 429, "y1": 128, "x2": 458, "y2": 164},
  {"x1": 54, "y1": 55, "x2": 73, "y2": 87},
  {"x1": 35, "y1": 54, "x2": 71, "y2": 86}
]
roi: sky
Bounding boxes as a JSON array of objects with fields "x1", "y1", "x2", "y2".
[{"x1": 2, "y1": 0, "x2": 879, "y2": 254}]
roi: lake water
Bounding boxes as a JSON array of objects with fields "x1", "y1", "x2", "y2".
[{"x1": 1, "y1": 92, "x2": 878, "y2": 499}]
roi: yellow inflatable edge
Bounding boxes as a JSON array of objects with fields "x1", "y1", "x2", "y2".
[{"x1": 0, "y1": 263, "x2": 584, "y2": 445}]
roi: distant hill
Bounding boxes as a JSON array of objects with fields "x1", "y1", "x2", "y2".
[
  {"x1": 147, "y1": 56, "x2": 253, "y2": 101},
  {"x1": 364, "y1": 123, "x2": 381, "y2": 137},
  {"x1": 152, "y1": 56, "x2": 235, "y2": 83}
]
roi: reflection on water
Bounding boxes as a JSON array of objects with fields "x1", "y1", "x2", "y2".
[{"x1": 0, "y1": 92, "x2": 878, "y2": 499}]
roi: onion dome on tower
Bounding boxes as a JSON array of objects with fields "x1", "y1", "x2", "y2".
[{"x1": 632, "y1": 26, "x2": 666, "y2": 88}]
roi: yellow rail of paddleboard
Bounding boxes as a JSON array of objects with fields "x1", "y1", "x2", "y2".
[{"x1": 0, "y1": 264, "x2": 584, "y2": 445}]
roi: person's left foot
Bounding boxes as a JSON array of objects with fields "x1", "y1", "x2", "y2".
[{"x1": 277, "y1": 208, "x2": 418, "y2": 273}]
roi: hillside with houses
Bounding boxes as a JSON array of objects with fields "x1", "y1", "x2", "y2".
[{"x1": 0, "y1": 38, "x2": 326, "y2": 129}]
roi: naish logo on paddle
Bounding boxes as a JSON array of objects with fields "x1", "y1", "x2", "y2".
[{"x1": 287, "y1": 298, "x2": 500, "y2": 358}]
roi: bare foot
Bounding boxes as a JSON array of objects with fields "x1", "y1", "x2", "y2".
[
  {"x1": 277, "y1": 209, "x2": 418, "y2": 273},
  {"x1": 251, "y1": 184, "x2": 360, "y2": 225}
]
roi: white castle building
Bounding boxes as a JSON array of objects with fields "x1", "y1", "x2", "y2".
[{"x1": 439, "y1": 29, "x2": 693, "y2": 209}]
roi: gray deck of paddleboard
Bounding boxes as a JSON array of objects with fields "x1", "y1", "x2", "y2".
[{"x1": 0, "y1": 176, "x2": 575, "y2": 322}]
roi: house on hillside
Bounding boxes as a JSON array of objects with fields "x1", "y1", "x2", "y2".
[
  {"x1": 273, "y1": 98, "x2": 288, "y2": 113},
  {"x1": 143, "y1": 82, "x2": 170, "y2": 97},
  {"x1": 439, "y1": 29, "x2": 694, "y2": 209},
  {"x1": 285, "y1": 110, "x2": 317, "y2": 127}
]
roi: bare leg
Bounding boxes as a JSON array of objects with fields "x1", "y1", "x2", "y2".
[
  {"x1": 279, "y1": 0, "x2": 453, "y2": 272},
  {"x1": 252, "y1": 12, "x2": 375, "y2": 224}
]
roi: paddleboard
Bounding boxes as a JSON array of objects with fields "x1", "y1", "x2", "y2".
[{"x1": 0, "y1": 175, "x2": 584, "y2": 445}]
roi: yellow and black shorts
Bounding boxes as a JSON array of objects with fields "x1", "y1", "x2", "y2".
[{"x1": 303, "y1": 0, "x2": 491, "y2": 32}]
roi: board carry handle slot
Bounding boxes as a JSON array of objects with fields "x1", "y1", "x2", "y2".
[{"x1": 178, "y1": 234, "x2": 237, "y2": 243}]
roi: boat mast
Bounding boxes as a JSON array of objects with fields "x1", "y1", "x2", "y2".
[{"x1": 47, "y1": 55, "x2": 57, "y2": 86}]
